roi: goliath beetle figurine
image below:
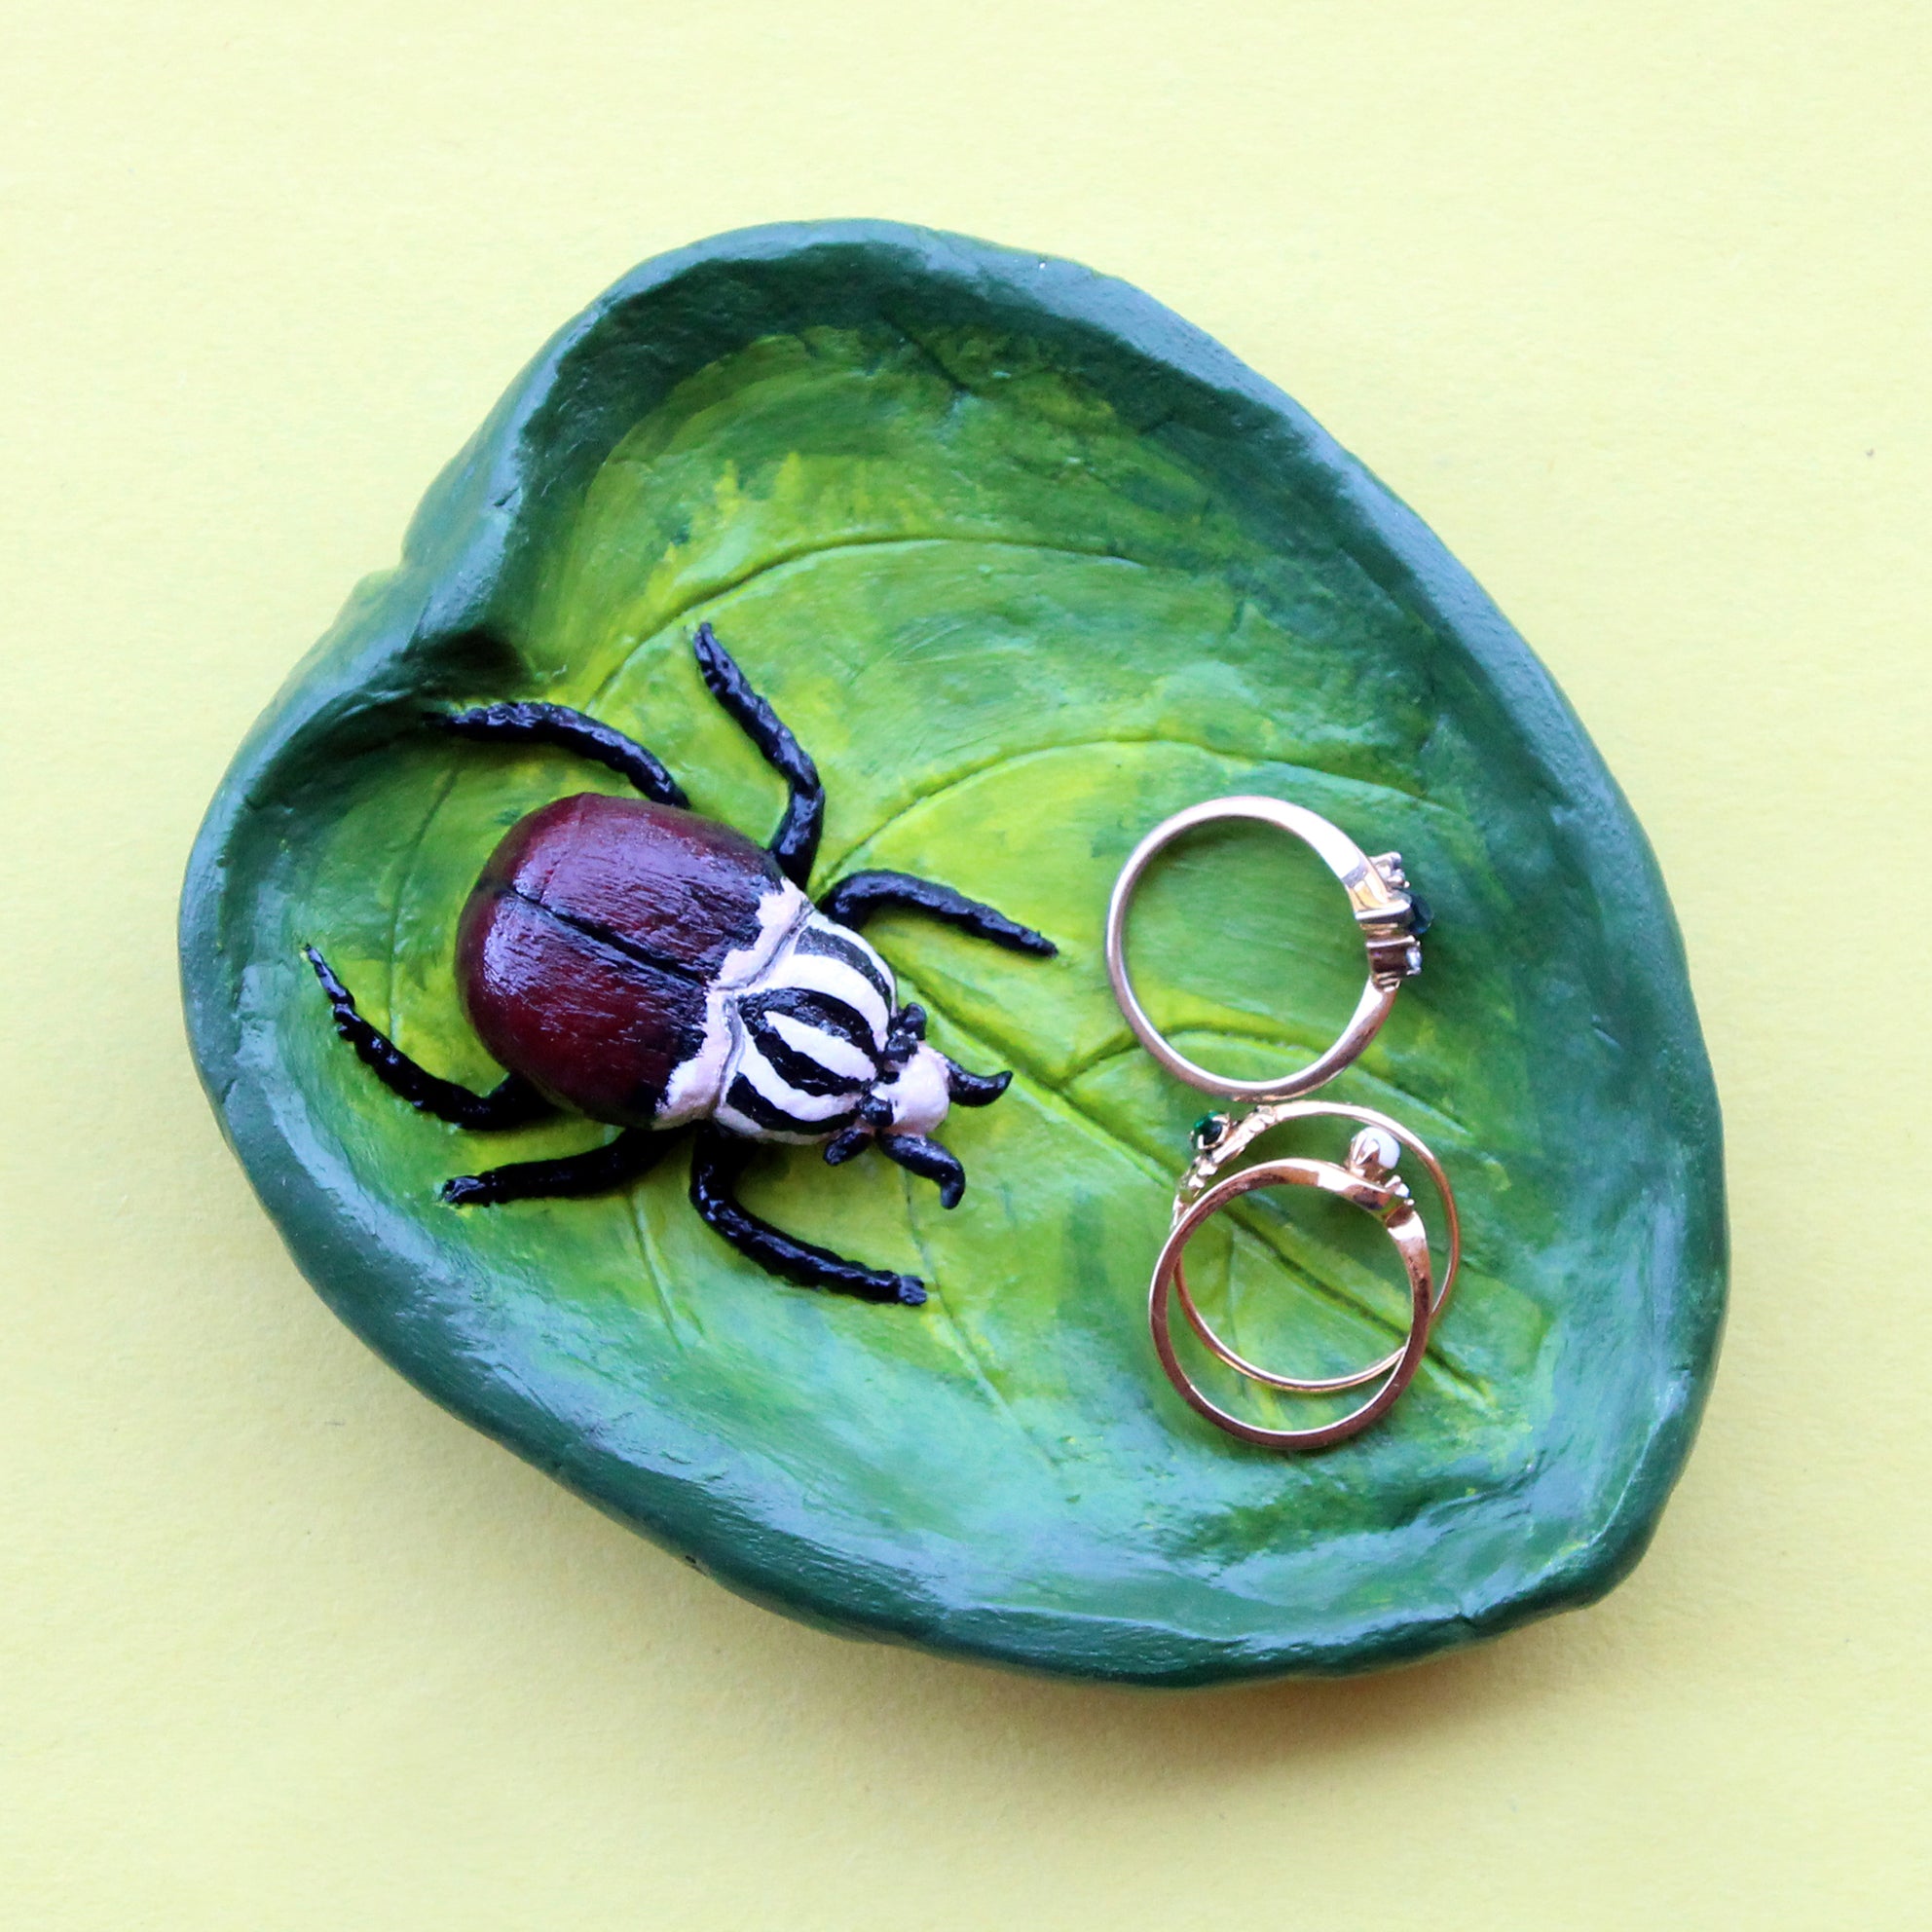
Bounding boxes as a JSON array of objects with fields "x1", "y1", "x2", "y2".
[{"x1": 304, "y1": 624, "x2": 1055, "y2": 1307}]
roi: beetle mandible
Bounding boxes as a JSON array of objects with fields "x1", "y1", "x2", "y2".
[{"x1": 304, "y1": 624, "x2": 1056, "y2": 1307}]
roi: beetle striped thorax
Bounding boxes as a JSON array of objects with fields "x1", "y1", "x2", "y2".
[{"x1": 656, "y1": 881, "x2": 951, "y2": 1144}]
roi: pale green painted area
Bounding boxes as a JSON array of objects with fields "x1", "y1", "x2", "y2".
[{"x1": 183, "y1": 225, "x2": 1723, "y2": 1681}]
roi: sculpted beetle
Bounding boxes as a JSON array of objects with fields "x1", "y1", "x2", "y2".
[{"x1": 305, "y1": 624, "x2": 1054, "y2": 1307}]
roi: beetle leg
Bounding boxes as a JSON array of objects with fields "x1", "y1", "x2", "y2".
[
  {"x1": 875, "y1": 1133, "x2": 967, "y2": 1209},
  {"x1": 442, "y1": 1124, "x2": 668, "y2": 1207},
  {"x1": 433, "y1": 702, "x2": 688, "y2": 806},
  {"x1": 691, "y1": 623, "x2": 825, "y2": 889},
  {"x1": 688, "y1": 1127, "x2": 924, "y2": 1306},
  {"x1": 304, "y1": 947, "x2": 555, "y2": 1131},
  {"x1": 814, "y1": 872, "x2": 1056, "y2": 957}
]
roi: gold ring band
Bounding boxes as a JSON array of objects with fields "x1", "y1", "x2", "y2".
[
  {"x1": 1149, "y1": 1155, "x2": 1434, "y2": 1453},
  {"x1": 1171, "y1": 1100, "x2": 1460, "y2": 1394},
  {"x1": 1103, "y1": 796, "x2": 1426, "y2": 1103},
  {"x1": 1108, "y1": 794, "x2": 1453, "y2": 1454}
]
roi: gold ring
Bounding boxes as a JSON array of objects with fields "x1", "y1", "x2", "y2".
[
  {"x1": 1108, "y1": 794, "x2": 1454, "y2": 1452},
  {"x1": 1172, "y1": 1100, "x2": 1460, "y2": 1393},
  {"x1": 1104, "y1": 796, "x2": 1427, "y2": 1102},
  {"x1": 1149, "y1": 1148, "x2": 1434, "y2": 1453}
]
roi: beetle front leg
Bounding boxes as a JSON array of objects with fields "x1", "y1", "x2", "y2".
[
  {"x1": 815, "y1": 872, "x2": 1055, "y2": 957},
  {"x1": 688, "y1": 1127, "x2": 925, "y2": 1306}
]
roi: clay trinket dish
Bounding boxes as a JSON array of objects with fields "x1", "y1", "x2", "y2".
[{"x1": 181, "y1": 222, "x2": 1726, "y2": 1685}]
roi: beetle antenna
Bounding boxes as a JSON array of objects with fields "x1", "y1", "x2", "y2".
[
  {"x1": 876, "y1": 1133, "x2": 966, "y2": 1208},
  {"x1": 942, "y1": 1057, "x2": 1013, "y2": 1107},
  {"x1": 824, "y1": 1091, "x2": 893, "y2": 1166},
  {"x1": 822, "y1": 1124, "x2": 873, "y2": 1167}
]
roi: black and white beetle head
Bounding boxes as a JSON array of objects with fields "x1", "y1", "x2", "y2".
[{"x1": 650, "y1": 885, "x2": 1003, "y2": 1202}]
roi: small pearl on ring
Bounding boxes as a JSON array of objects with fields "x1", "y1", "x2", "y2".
[{"x1": 1347, "y1": 1127, "x2": 1401, "y2": 1181}]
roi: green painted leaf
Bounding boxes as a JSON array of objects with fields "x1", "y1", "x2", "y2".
[{"x1": 181, "y1": 223, "x2": 1725, "y2": 1684}]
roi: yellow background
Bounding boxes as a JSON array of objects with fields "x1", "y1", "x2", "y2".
[{"x1": 4, "y1": 3, "x2": 1926, "y2": 1924}]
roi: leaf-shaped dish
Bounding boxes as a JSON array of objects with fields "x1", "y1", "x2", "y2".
[{"x1": 181, "y1": 222, "x2": 1725, "y2": 1685}]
